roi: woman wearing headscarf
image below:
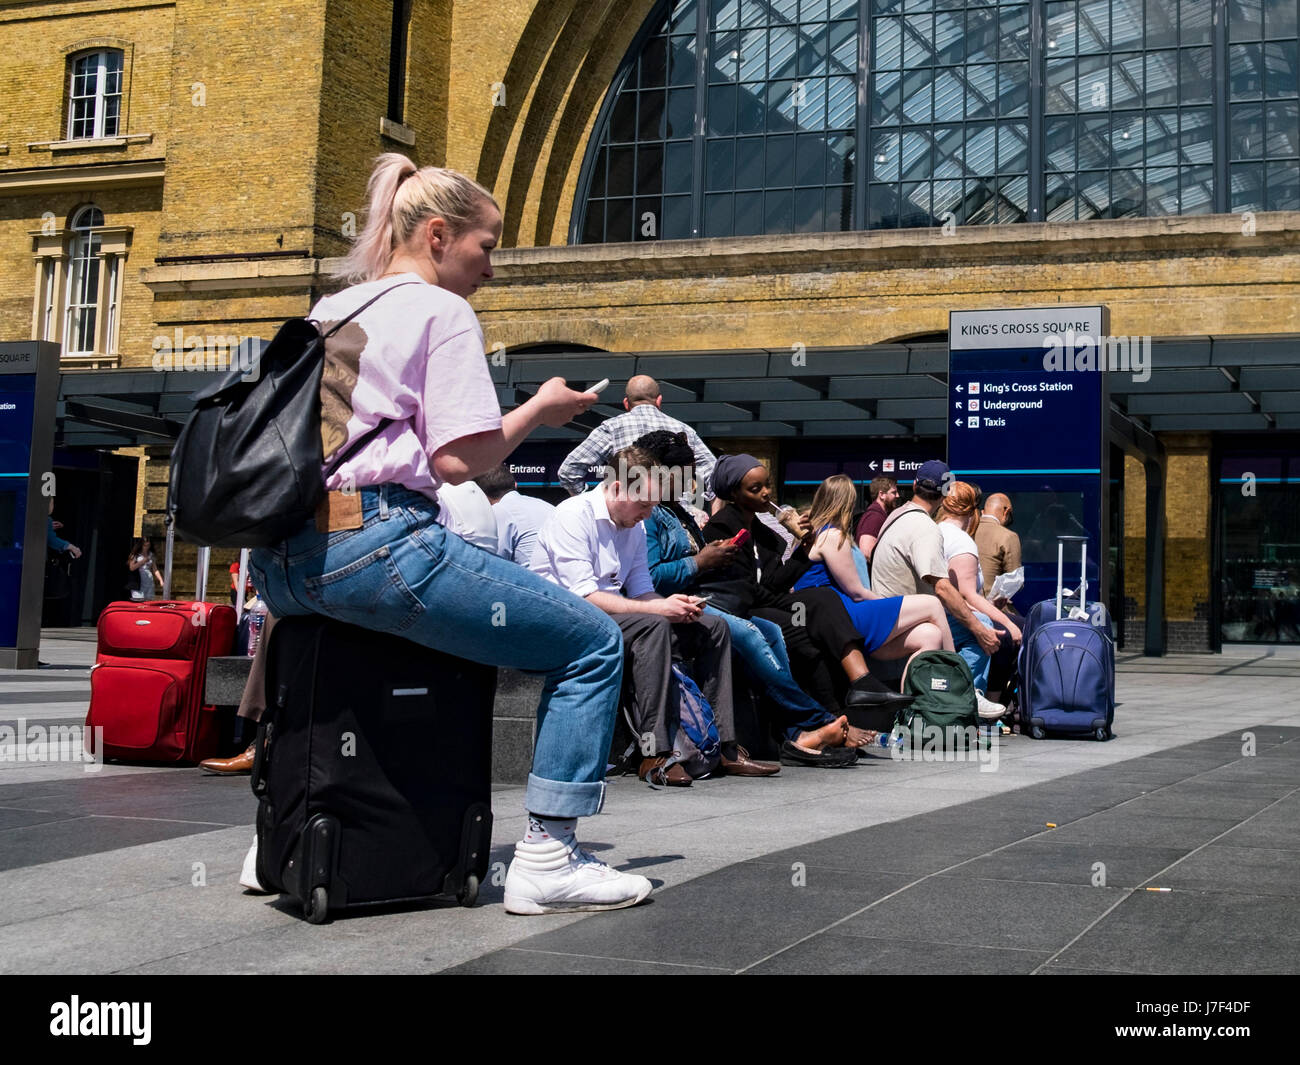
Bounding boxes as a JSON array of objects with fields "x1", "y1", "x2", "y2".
[
  {"x1": 697, "y1": 455, "x2": 914, "y2": 755},
  {"x1": 637, "y1": 431, "x2": 860, "y2": 766}
]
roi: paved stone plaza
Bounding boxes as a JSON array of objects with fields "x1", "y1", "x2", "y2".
[{"x1": 1, "y1": 631, "x2": 1297, "y2": 975}]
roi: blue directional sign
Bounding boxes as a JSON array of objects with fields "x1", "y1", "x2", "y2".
[
  {"x1": 0, "y1": 342, "x2": 60, "y2": 668},
  {"x1": 948, "y1": 308, "x2": 1110, "y2": 614}
]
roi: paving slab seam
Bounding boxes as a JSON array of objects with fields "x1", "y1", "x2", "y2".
[
  {"x1": 1028, "y1": 782, "x2": 1300, "y2": 975},
  {"x1": 86, "y1": 814, "x2": 243, "y2": 828},
  {"x1": 735, "y1": 734, "x2": 1300, "y2": 974},
  {"x1": 502, "y1": 947, "x2": 732, "y2": 973}
]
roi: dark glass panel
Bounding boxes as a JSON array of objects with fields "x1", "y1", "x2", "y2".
[
  {"x1": 735, "y1": 136, "x2": 765, "y2": 186},
  {"x1": 871, "y1": 72, "x2": 903, "y2": 123},
  {"x1": 734, "y1": 190, "x2": 766, "y2": 234},
  {"x1": 767, "y1": 133, "x2": 796, "y2": 183},
  {"x1": 999, "y1": 4, "x2": 1031, "y2": 61},
  {"x1": 765, "y1": 187, "x2": 795, "y2": 231},
  {"x1": 1231, "y1": 43, "x2": 1264, "y2": 99},
  {"x1": 796, "y1": 132, "x2": 827, "y2": 184},
  {"x1": 827, "y1": 131, "x2": 855, "y2": 182},
  {"x1": 640, "y1": 36, "x2": 668, "y2": 87},
  {"x1": 704, "y1": 191, "x2": 734, "y2": 235},
  {"x1": 826, "y1": 184, "x2": 853, "y2": 228},
  {"x1": 608, "y1": 145, "x2": 636, "y2": 195},
  {"x1": 736, "y1": 83, "x2": 765, "y2": 133},
  {"x1": 639, "y1": 90, "x2": 666, "y2": 139},
  {"x1": 667, "y1": 87, "x2": 695, "y2": 138},
  {"x1": 709, "y1": 82, "x2": 739, "y2": 133},
  {"x1": 1046, "y1": 56, "x2": 1076, "y2": 113},
  {"x1": 1181, "y1": 165, "x2": 1215, "y2": 212},
  {"x1": 1264, "y1": 41, "x2": 1298, "y2": 97},
  {"x1": 669, "y1": 35, "x2": 698, "y2": 86},
  {"x1": 707, "y1": 137, "x2": 736, "y2": 189},
  {"x1": 1229, "y1": 0, "x2": 1262, "y2": 42},
  {"x1": 605, "y1": 197, "x2": 635, "y2": 241},
  {"x1": 798, "y1": 22, "x2": 831, "y2": 77},
  {"x1": 665, "y1": 141, "x2": 694, "y2": 192},
  {"x1": 794, "y1": 186, "x2": 825, "y2": 230},
  {"x1": 590, "y1": 146, "x2": 608, "y2": 197},
  {"x1": 1264, "y1": 0, "x2": 1298, "y2": 37},
  {"x1": 581, "y1": 200, "x2": 605, "y2": 242},
  {"x1": 867, "y1": 182, "x2": 900, "y2": 227},
  {"x1": 1145, "y1": 51, "x2": 1180, "y2": 107},
  {"x1": 662, "y1": 194, "x2": 694, "y2": 238},
  {"x1": 638, "y1": 144, "x2": 665, "y2": 194},
  {"x1": 611, "y1": 92, "x2": 637, "y2": 142},
  {"x1": 1266, "y1": 100, "x2": 1299, "y2": 156}
]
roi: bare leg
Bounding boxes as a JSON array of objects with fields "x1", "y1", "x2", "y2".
[
  {"x1": 840, "y1": 645, "x2": 868, "y2": 682},
  {"x1": 883, "y1": 596, "x2": 954, "y2": 653},
  {"x1": 872, "y1": 621, "x2": 945, "y2": 662}
]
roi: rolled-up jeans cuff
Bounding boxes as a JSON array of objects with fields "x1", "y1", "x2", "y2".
[{"x1": 524, "y1": 774, "x2": 607, "y2": 819}]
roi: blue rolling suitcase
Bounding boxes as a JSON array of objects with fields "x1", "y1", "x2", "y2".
[{"x1": 1018, "y1": 536, "x2": 1115, "y2": 741}]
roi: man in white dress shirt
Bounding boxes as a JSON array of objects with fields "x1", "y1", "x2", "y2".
[{"x1": 532, "y1": 445, "x2": 777, "y2": 785}]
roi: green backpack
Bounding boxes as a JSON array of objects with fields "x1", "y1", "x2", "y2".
[{"x1": 897, "y1": 650, "x2": 979, "y2": 750}]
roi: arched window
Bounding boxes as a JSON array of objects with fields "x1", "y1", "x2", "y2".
[
  {"x1": 572, "y1": 0, "x2": 1299, "y2": 241},
  {"x1": 64, "y1": 206, "x2": 104, "y2": 354},
  {"x1": 68, "y1": 50, "x2": 123, "y2": 140}
]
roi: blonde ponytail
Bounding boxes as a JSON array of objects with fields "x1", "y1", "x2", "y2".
[{"x1": 335, "y1": 153, "x2": 499, "y2": 284}]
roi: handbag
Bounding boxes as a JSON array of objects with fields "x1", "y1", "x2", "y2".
[{"x1": 168, "y1": 282, "x2": 417, "y2": 548}]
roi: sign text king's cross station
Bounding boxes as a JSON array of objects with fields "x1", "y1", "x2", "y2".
[{"x1": 946, "y1": 308, "x2": 1110, "y2": 615}]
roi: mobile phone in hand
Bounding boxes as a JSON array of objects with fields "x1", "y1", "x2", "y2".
[
  {"x1": 730, "y1": 529, "x2": 751, "y2": 548},
  {"x1": 586, "y1": 378, "x2": 610, "y2": 394}
]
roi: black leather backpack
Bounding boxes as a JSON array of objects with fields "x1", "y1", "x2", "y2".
[{"x1": 168, "y1": 282, "x2": 416, "y2": 547}]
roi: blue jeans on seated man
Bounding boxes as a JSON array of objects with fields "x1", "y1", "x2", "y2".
[
  {"x1": 947, "y1": 609, "x2": 993, "y2": 691},
  {"x1": 705, "y1": 606, "x2": 839, "y2": 740},
  {"x1": 249, "y1": 483, "x2": 624, "y2": 820}
]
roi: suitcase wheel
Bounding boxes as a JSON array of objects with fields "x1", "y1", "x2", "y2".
[
  {"x1": 1029, "y1": 724, "x2": 1046, "y2": 740},
  {"x1": 305, "y1": 885, "x2": 330, "y2": 924},
  {"x1": 1094, "y1": 726, "x2": 1110, "y2": 742},
  {"x1": 457, "y1": 874, "x2": 480, "y2": 908}
]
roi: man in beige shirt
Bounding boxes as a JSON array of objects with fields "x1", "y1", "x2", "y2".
[{"x1": 974, "y1": 493, "x2": 1022, "y2": 608}]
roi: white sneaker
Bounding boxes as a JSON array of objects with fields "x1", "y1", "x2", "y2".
[
  {"x1": 239, "y1": 833, "x2": 271, "y2": 893},
  {"x1": 503, "y1": 838, "x2": 653, "y2": 915},
  {"x1": 976, "y1": 690, "x2": 1006, "y2": 721}
]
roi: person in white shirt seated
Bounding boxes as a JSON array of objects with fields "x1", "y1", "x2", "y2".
[
  {"x1": 473, "y1": 464, "x2": 556, "y2": 565},
  {"x1": 531, "y1": 444, "x2": 779, "y2": 787}
]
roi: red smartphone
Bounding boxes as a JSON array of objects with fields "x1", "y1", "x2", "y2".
[{"x1": 730, "y1": 529, "x2": 751, "y2": 548}]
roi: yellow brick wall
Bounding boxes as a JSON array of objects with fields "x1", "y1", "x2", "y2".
[{"x1": 156, "y1": 0, "x2": 325, "y2": 259}]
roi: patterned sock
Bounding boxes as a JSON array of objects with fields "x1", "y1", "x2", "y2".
[{"x1": 522, "y1": 815, "x2": 577, "y2": 847}]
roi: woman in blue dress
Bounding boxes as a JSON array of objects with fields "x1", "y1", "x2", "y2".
[{"x1": 793, "y1": 475, "x2": 955, "y2": 659}]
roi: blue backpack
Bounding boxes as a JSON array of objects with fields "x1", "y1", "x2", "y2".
[{"x1": 666, "y1": 663, "x2": 721, "y2": 778}]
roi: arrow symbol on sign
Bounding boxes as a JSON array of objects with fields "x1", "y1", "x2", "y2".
[
  {"x1": 955, "y1": 402, "x2": 963, "y2": 410},
  {"x1": 869, "y1": 461, "x2": 878, "y2": 471},
  {"x1": 955, "y1": 418, "x2": 964, "y2": 427},
  {"x1": 956, "y1": 384, "x2": 964, "y2": 392}
]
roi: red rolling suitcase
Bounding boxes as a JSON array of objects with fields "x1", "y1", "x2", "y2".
[{"x1": 86, "y1": 600, "x2": 237, "y2": 763}]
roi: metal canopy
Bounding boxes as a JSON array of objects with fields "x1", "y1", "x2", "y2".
[
  {"x1": 497, "y1": 335, "x2": 1300, "y2": 443},
  {"x1": 52, "y1": 334, "x2": 1299, "y2": 450}
]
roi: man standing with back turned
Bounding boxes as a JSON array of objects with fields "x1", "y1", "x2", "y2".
[{"x1": 558, "y1": 375, "x2": 718, "y2": 505}]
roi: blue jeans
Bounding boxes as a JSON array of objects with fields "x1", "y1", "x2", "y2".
[
  {"x1": 948, "y1": 609, "x2": 993, "y2": 691},
  {"x1": 249, "y1": 484, "x2": 624, "y2": 819},
  {"x1": 706, "y1": 606, "x2": 838, "y2": 741}
]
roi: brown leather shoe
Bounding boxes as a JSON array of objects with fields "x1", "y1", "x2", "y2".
[
  {"x1": 199, "y1": 743, "x2": 256, "y2": 775},
  {"x1": 719, "y1": 745, "x2": 780, "y2": 777},
  {"x1": 638, "y1": 756, "x2": 692, "y2": 787}
]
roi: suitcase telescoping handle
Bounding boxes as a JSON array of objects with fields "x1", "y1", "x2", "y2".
[{"x1": 1056, "y1": 534, "x2": 1088, "y2": 620}]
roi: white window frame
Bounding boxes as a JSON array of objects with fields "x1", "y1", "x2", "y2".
[
  {"x1": 67, "y1": 50, "x2": 123, "y2": 140},
  {"x1": 63, "y1": 206, "x2": 104, "y2": 355}
]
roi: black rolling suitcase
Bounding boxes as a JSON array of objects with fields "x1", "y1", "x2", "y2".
[{"x1": 251, "y1": 615, "x2": 496, "y2": 923}]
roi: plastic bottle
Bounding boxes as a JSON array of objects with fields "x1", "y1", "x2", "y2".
[
  {"x1": 246, "y1": 595, "x2": 267, "y2": 657},
  {"x1": 873, "y1": 730, "x2": 904, "y2": 750}
]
